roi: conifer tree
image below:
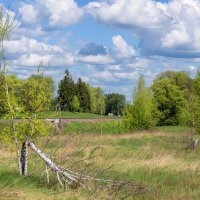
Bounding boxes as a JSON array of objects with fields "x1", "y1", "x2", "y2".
[
  {"x1": 57, "y1": 70, "x2": 76, "y2": 111},
  {"x1": 76, "y1": 78, "x2": 90, "y2": 112}
]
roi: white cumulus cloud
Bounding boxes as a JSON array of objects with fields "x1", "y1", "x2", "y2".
[
  {"x1": 86, "y1": 0, "x2": 169, "y2": 28},
  {"x1": 19, "y1": 4, "x2": 38, "y2": 24},
  {"x1": 38, "y1": 0, "x2": 84, "y2": 27},
  {"x1": 4, "y1": 37, "x2": 63, "y2": 55},
  {"x1": 75, "y1": 55, "x2": 115, "y2": 65},
  {"x1": 112, "y1": 35, "x2": 137, "y2": 58},
  {"x1": 18, "y1": 0, "x2": 83, "y2": 27},
  {"x1": 86, "y1": 0, "x2": 200, "y2": 58},
  {"x1": 161, "y1": 24, "x2": 190, "y2": 48}
]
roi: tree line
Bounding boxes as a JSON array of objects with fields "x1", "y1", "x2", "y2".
[
  {"x1": 3, "y1": 68, "x2": 200, "y2": 132},
  {"x1": 124, "y1": 70, "x2": 200, "y2": 134},
  {"x1": 0, "y1": 70, "x2": 126, "y2": 116},
  {"x1": 57, "y1": 70, "x2": 126, "y2": 115}
]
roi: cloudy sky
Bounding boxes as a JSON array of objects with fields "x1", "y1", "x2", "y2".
[{"x1": 1, "y1": 0, "x2": 200, "y2": 100}]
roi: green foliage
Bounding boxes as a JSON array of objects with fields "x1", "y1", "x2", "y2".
[
  {"x1": 123, "y1": 76, "x2": 156, "y2": 131},
  {"x1": 72, "y1": 95, "x2": 80, "y2": 112},
  {"x1": 57, "y1": 70, "x2": 76, "y2": 111},
  {"x1": 76, "y1": 78, "x2": 90, "y2": 112},
  {"x1": 57, "y1": 70, "x2": 101, "y2": 113},
  {"x1": 191, "y1": 71, "x2": 200, "y2": 134},
  {"x1": 193, "y1": 70, "x2": 200, "y2": 97},
  {"x1": 157, "y1": 71, "x2": 193, "y2": 98},
  {"x1": 192, "y1": 97, "x2": 200, "y2": 134},
  {"x1": 21, "y1": 75, "x2": 55, "y2": 113},
  {"x1": 0, "y1": 74, "x2": 22, "y2": 116},
  {"x1": 1, "y1": 117, "x2": 51, "y2": 142},
  {"x1": 87, "y1": 85, "x2": 97, "y2": 113},
  {"x1": 87, "y1": 85, "x2": 106, "y2": 114},
  {"x1": 0, "y1": 74, "x2": 55, "y2": 116},
  {"x1": 57, "y1": 69, "x2": 126, "y2": 115},
  {"x1": 0, "y1": 73, "x2": 54, "y2": 142},
  {"x1": 96, "y1": 88, "x2": 106, "y2": 115},
  {"x1": 105, "y1": 93, "x2": 126, "y2": 116},
  {"x1": 152, "y1": 72, "x2": 190, "y2": 126}
]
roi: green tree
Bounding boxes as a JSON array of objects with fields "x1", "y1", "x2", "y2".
[
  {"x1": 0, "y1": 8, "x2": 51, "y2": 176},
  {"x1": 21, "y1": 75, "x2": 55, "y2": 113},
  {"x1": 105, "y1": 93, "x2": 126, "y2": 116},
  {"x1": 76, "y1": 78, "x2": 90, "y2": 112},
  {"x1": 152, "y1": 71, "x2": 191, "y2": 126},
  {"x1": 192, "y1": 71, "x2": 200, "y2": 134},
  {"x1": 1, "y1": 73, "x2": 53, "y2": 175},
  {"x1": 0, "y1": 74, "x2": 23, "y2": 116},
  {"x1": 87, "y1": 85, "x2": 106, "y2": 114},
  {"x1": 156, "y1": 70, "x2": 193, "y2": 100},
  {"x1": 57, "y1": 70, "x2": 76, "y2": 111},
  {"x1": 123, "y1": 76, "x2": 155, "y2": 131},
  {"x1": 96, "y1": 87, "x2": 106, "y2": 115},
  {"x1": 87, "y1": 85, "x2": 97, "y2": 113},
  {"x1": 72, "y1": 95, "x2": 80, "y2": 112}
]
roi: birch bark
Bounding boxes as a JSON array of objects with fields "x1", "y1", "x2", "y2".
[{"x1": 20, "y1": 141, "x2": 28, "y2": 175}]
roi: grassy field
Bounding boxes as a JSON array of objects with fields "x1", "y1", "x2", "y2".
[
  {"x1": 64, "y1": 121, "x2": 124, "y2": 134},
  {"x1": 1, "y1": 123, "x2": 200, "y2": 199},
  {"x1": 13, "y1": 111, "x2": 120, "y2": 119},
  {"x1": 64, "y1": 121, "x2": 192, "y2": 135}
]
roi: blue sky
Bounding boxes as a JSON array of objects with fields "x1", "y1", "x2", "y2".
[{"x1": 0, "y1": 0, "x2": 200, "y2": 100}]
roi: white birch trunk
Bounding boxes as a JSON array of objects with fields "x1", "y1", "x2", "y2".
[
  {"x1": 15, "y1": 139, "x2": 22, "y2": 174},
  {"x1": 192, "y1": 139, "x2": 199, "y2": 149},
  {"x1": 27, "y1": 141, "x2": 78, "y2": 185},
  {"x1": 20, "y1": 141, "x2": 28, "y2": 175}
]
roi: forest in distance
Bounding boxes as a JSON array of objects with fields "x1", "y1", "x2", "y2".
[{"x1": 1, "y1": 69, "x2": 200, "y2": 133}]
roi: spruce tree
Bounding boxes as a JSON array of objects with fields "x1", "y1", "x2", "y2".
[
  {"x1": 57, "y1": 70, "x2": 75, "y2": 111},
  {"x1": 76, "y1": 78, "x2": 90, "y2": 112}
]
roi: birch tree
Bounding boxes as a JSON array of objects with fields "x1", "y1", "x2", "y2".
[
  {"x1": 123, "y1": 76, "x2": 156, "y2": 131},
  {"x1": 0, "y1": 7, "x2": 51, "y2": 176}
]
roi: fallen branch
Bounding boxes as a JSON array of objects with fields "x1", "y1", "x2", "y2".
[
  {"x1": 27, "y1": 141, "x2": 145, "y2": 198},
  {"x1": 27, "y1": 141, "x2": 79, "y2": 187}
]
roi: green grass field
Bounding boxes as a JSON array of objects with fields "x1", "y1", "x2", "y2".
[
  {"x1": 0, "y1": 122, "x2": 199, "y2": 199},
  {"x1": 64, "y1": 121, "x2": 192, "y2": 135},
  {"x1": 64, "y1": 121, "x2": 124, "y2": 134},
  {"x1": 13, "y1": 111, "x2": 120, "y2": 119}
]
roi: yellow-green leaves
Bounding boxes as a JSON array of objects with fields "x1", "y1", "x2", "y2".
[
  {"x1": 123, "y1": 76, "x2": 155, "y2": 131},
  {"x1": 0, "y1": 117, "x2": 51, "y2": 142}
]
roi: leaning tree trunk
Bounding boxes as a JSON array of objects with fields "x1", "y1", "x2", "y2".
[
  {"x1": 191, "y1": 121, "x2": 199, "y2": 149},
  {"x1": 191, "y1": 138, "x2": 199, "y2": 149},
  {"x1": 26, "y1": 141, "x2": 145, "y2": 198},
  {"x1": 27, "y1": 141, "x2": 79, "y2": 186},
  {"x1": 20, "y1": 141, "x2": 28, "y2": 175}
]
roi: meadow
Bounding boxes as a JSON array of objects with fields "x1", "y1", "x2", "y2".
[
  {"x1": 1, "y1": 122, "x2": 200, "y2": 200},
  {"x1": 13, "y1": 111, "x2": 120, "y2": 119}
]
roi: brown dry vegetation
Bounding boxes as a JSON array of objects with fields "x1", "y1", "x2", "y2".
[{"x1": 0, "y1": 125, "x2": 200, "y2": 199}]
